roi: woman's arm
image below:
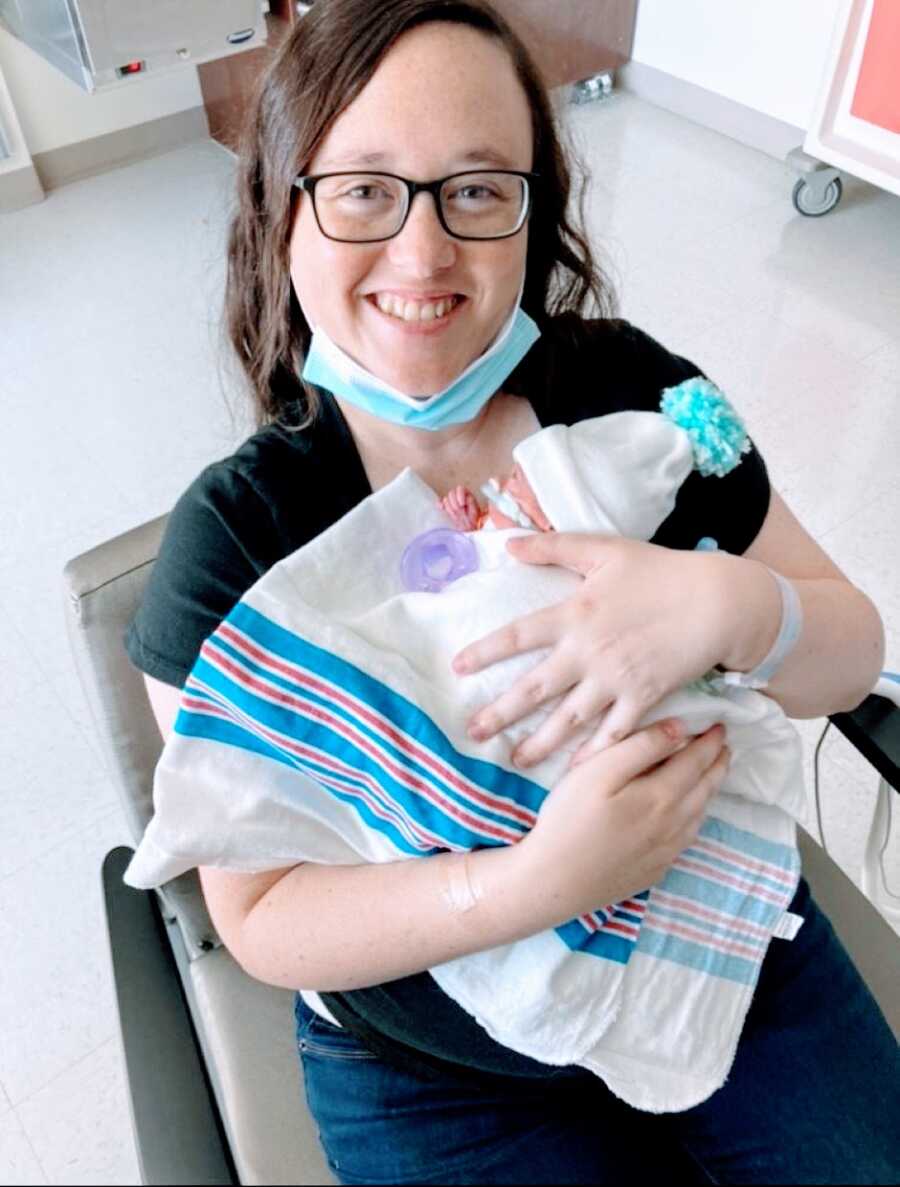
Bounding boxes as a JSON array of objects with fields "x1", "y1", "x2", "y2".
[
  {"x1": 143, "y1": 674, "x2": 727, "y2": 991},
  {"x1": 721, "y1": 490, "x2": 884, "y2": 718}
]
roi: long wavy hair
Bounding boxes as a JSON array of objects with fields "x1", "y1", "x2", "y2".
[{"x1": 225, "y1": 0, "x2": 616, "y2": 429}]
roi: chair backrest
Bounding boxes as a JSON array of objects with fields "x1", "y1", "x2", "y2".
[{"x1": 63, "y1": 515, "x2": 219, "y2": 956}]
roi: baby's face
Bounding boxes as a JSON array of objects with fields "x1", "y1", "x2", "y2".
[{"x1": 494, "y1": 464, "x2": 554, "y2": 532}]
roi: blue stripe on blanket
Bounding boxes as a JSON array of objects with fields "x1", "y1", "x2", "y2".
[
  {"x1": 699, "y1": 816, "x2": 801, "y2": 869},
  {"x1": 637, "y1": 817, "x2": 800, "y2": 985},
  {"x1": 679, "y1": 845, "x2": 796, "y2": 899},
  {"x1": 179, "y1": 665, "x2": 640, "y2": 963},
  {"x1": 177, "y1": 687, "x2": 437, "y2": 857},
  {"x1": 176, "y1": 605, "x2": 649, "y2": 962},
  {"x1": 212, "y1": 602, "x2": 547, "y2": 840},
  {"x1": 636, "y1": 926, "x2": 760, "y2": 986},
  {"x1": 555, "y1": 919, "x2": 638, "y2": 963}
]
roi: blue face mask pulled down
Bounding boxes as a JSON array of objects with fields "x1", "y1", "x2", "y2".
[{"x1": 301, "y1": 299, "x2": 541, "y2": 431}]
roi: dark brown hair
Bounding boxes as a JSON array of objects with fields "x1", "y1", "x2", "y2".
[{"x1": 225, "y1": 0, "x2": 616, "y2": 429}]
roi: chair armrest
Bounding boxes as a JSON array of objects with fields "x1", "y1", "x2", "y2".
[
  {"x1": 102, "y1": 847, "x2": 237, "y2": 1186},
  {"x1": 829, "y1": 693, "x2": 900, "y2": 793}
]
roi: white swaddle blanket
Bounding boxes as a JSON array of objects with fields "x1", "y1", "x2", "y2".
[{"x1": 127, "y1": 390, "x2": 806, "y2": 1112}]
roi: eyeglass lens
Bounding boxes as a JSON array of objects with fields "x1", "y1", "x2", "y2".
[{"x1": 312, "y1": 172, "x2": 527, "y2": 241}]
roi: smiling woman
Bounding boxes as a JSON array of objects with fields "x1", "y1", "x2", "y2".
[
  {"x1": 125, "y1": 1, "x2": 898, "y2": 1183},
  {"x1": 288, "y1": 21, "x2": 533, "y2": 397},
  {"x1": 223, "y1": 0, "x2": 610, "y2": 427}
]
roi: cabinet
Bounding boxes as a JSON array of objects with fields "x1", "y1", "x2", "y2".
[
  {"x1": 198, "y1": 1, "x2": 637, "y2": 152},
  {"x1": 198, "y1": 0, "x2": 295, "y2": 151},
  {"x1": 490, "y1": 0, "x2": 636, "y2": 90},
  {"x1": 802, "y1": 0, "x2": 900, "y2": 203}
]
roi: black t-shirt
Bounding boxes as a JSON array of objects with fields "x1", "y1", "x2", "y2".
[{"x1": 126, "y1": 316, "x2": 770, "y2": 1080}]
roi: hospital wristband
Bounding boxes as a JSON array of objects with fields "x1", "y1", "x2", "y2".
[{"x1": 720, "y1": 568, "x2": 803, "y2": 690}]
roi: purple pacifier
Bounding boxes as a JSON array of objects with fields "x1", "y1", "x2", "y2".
[{"x1": 400, "y1": 528, "x2": 479, "y2": 593}]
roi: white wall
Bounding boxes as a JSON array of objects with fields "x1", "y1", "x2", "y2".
[
  {"x1": 631, "y1": 0, "x2": 844, "y2": 129},
  {"x1": 0, "y1": 27, "x2": 203, "y2": 156}
]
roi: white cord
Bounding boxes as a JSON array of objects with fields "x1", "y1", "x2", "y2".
[
  {"x1": 872, "y1": 784, "x2": 900, "y2": 900},
  {"x1": 813, "y1": 672, "x2": 900, "y2": 901},
  {"x1": 812, "y1": 719, "x2": 831, "y2": 853}
]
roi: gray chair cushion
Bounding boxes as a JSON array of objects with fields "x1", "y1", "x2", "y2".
[
  {"x1": 188, "y1": 946, "x2": 333, "y2": 1185},
  {"x1": 65, "y1": 515, "x2": 334, "y2": 1182},
  {"x1": 63, "y1": 515, "x2": 219, "y2": 955},
  {"x1": 798, "y1": 826, "x2": 900, "y2": 1037},
  {"x1": 63, "y1": 514, "x2": 169, "y2": 842}
]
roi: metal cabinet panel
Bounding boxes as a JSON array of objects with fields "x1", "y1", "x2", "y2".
[
  {"x1": 0, "y1": 0, "x2": 266, "y2": 91},
  {"x1": 74, "y1": 0, "x2": 262, "y2": 73}
]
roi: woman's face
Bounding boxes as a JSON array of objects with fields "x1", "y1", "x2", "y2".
[{"x1": 290, "y1": 22, "x2": 534, "y2": 396}]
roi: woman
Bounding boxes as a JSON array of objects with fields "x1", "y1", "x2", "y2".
[{"x1": 128, "y1": 1, "x2": 898, "y2": 1182}]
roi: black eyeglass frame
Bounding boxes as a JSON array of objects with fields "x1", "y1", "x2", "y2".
[{"x1": 292, "y1": 169, "x2": 538, "y2": 243}]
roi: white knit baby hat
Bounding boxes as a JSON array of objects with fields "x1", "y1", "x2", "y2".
[{"x1": 512, "y1": 378, "x2": 751, "y2": 539}]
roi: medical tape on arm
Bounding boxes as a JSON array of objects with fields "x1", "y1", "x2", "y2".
[{"x1": 442, "y1": 852, "x2": 481, "y2": 913}]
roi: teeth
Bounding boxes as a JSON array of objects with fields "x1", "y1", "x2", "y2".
[{"x1": 374, "y1": 293, "x2": 458, "y2": 321}]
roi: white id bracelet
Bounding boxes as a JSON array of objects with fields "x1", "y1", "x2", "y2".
[{"x1": 720, "y1": 568, "x2": 803, "y2": 690}]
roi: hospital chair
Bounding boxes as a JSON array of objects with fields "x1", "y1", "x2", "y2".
[{"x1": 63, "y1": 514, "x2": 900, "y2": 1187}]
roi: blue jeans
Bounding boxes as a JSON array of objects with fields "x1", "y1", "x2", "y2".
[{"x1": 295, "y1": 880, "x2": 900, "y2": 1184}]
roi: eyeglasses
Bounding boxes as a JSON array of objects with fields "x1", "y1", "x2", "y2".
[{"x1": 292, "y1": 170, "x2": 537, "y2": 243}]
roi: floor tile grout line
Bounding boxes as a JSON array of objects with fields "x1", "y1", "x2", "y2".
[
  {"x1": 9, "y1": 1106, "x2": 51, "y2": 1186},
  {"x1": 9, "y1": 1034, "x2": 119, "y2": 1116},
  {"x1": 0, "y1": 802, "x2": 126, "y2": 891}
]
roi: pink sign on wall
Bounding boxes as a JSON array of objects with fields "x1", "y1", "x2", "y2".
[{"x1": 850, "y1": 0, "x2": 900, "y2": 133}]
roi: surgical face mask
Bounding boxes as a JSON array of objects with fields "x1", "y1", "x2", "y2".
[{"x1": 300, "y1": 287, "x2": 541, "y2": 431}]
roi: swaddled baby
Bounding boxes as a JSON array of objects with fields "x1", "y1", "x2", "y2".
[{"x1": 125, "y1": 379, "x2": 805, "y2": 1112}]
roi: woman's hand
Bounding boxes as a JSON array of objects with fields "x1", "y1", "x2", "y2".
[
  {"x1": 508, "y1": 717, "x2": 730, "y2": 928},
  {"x1": 453, "y1": 531, "x2": 774, "y2": 767}
]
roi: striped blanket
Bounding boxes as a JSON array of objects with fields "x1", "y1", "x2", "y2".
[{"x1": 126, "y1": 468, "x2": 804, "y2": 1111}]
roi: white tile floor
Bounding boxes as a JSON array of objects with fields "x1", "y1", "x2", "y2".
[{"x1": 1, "y1": 92, "x2": 898, "y2": 1184}]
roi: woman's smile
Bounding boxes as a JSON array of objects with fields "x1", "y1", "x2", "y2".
[{"x1": 366, "y1": 291, "x2": 468, "y2": 335}]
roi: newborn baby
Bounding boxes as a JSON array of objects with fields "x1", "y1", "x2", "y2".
[{"x1": 440, "y1": 463, "x2": 554, "y2": 533}]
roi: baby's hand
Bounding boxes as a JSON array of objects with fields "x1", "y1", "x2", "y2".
[{"x1": 440, "y1": 485, "x2": 482, "y2": 532}]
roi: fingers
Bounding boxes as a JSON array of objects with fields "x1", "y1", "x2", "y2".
[
  {"x1": 656, "y1": 724, "x2": 727, "y2": 795},
  {"x1": 453, "y1": 605, "x2": 560, "y2": 675},
  {"x1": 670, "y1": 738, "x2": 731, "y2": 842},
  {"x1": 684, "y1": 741, "x2": 731, "y2": 813},
  {"x1": 510, "y1": 680, "x2": 611, "y2": 768},
  {"x1": 506, "y1": 531, "x2": 614, "y2": 577},
  {"x1": 575, "y1": 717, "x2": 689, "y2": 790},
  {"x1": 567, "y1": 695, "x2": 651, "y2": 764},
  {"x1": 466, "y1": 657, "x2": 574, "y2": 742}
]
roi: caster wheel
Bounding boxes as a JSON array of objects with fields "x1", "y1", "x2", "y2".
[{"x1": 792, "y1": 176, "x2": 842, "y2": 217}]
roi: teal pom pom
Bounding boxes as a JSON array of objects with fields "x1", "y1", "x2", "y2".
[{"x1": 660, "y1": 378, "x2": 750, "y2": 478}]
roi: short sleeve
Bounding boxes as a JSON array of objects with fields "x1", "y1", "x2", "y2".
[
  {"x1": 124, "y1": 463, "x2": 284, "y2": 688},
  {"x1": 627, "y1": 328, "x2": 771, "y2": 555},
  {"x1": 652, "y1": 439, "x2": 771, "y2": 555},
  {"x1": 535, "y1": 318, "x2": 772, "y2": 556}
]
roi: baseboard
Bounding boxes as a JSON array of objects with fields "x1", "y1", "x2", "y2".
[
  {"x1": 619, "y1": 61, "x2": 804, "y2": 161},
  {"x1": 0, "y1": 160, "x2": 44, "y2": 211},
  {"x1": 31, "y1": 105, "x2": 210, "y2": 192}
]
